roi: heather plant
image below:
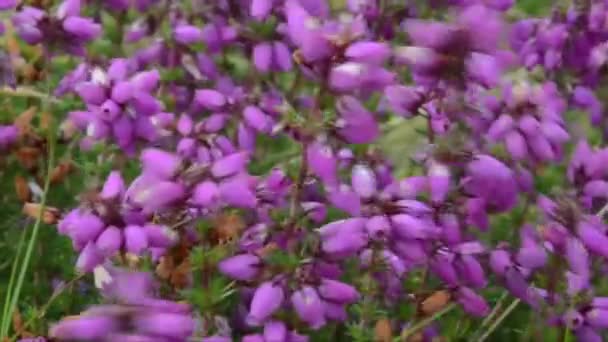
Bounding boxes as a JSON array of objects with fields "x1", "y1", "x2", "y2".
[{"x1": 5, "y1": 0, "x2": 608, "y2": 341}]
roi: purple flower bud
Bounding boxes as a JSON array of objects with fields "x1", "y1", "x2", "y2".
[
  {"x1": 69, "y1": 213, "x2": 105, "y2": 245},
  {"x1": 202, "y1": 337, "x2": 232, "y2": 342},
  {"x1": 327, "y1": 186, "x2": 361, "y2": 216},
  {"x1": 251, "y1": 0, "x2": 273, "y2": 20},
  {"x1": 455, "y1": 255, "x2": 487, "y2": 288},
  {"x1": 351, "y1": 164, "x2": 376, "y2": 198},
  {"x1": 345, "y1": 41, "x2": 391, "y2": 65},
  {"x1": 578, "y1": 221, "x2": 608, "y2": 258},
  {"x1": 505, "y1": 130, "x2": 528, "y2": 160},
  {"x1": 174, "y1": 25, "x2": 203, "y2": 44},
  {"x1": 384, "y1": 85, "x2": 424, "y2": 117},
  {"x1": 50, "y1": 315, "x2": 118, "y2": 340},
  {"x1": 0, "y1": 125, "x2": 18, "y2": 149},
  {"x1": 429, "y1": 253, "x2": 458, "y2": 286},
  {"x1": 96, "y1": 226, "x2": 122, "y2": 257},
  {"x1": 243, "y1": 106, "x2": 272, "y2": 133},
  {"x1": 100, "y1": 99, "x2": 121, "y2": 120},
  {"x1": 141, "y1": 148, "x2": 182, "y2": 179},
  {"x1": 428, "y1": 161, "x2": 450, "y2": 203},
  {"x1": 336, "y1": 96, "x2": 379, "y2": 144},
  {"x1": 131, "y1": 92, "x2": 161, "y2": 116},
  {"x1": 528, "y1": 135, "x2": 555, "y2": 161},
  {"x1": 456, "y1": 287, "x2": 490, "y2": 317},
  {"x1": 144, "y1": 224, "x2": 176, "y2": 248},
  {"x1": 391, "y1": 215, "x2": 438, "y2": 239},
  {"x1": 63, "y1": 17, "x2": 102, "y2": 40},
  {"x1": 586, "y1": 309, "x2": 608, "y2": 328},
  {"x1": 516, "y1": 244, "x2": 547, "y2": 269},
  {"x1": 195, "y1": 89, "x2": 226, "y2": 110},
  {"x1": 248, "y1": 281, "x2": 284, "y2": 325},
  {"x1": 329, "y1": 62, "x2": 363, "y2": 92},
  {"x1": 321, "y1": 231, "x2": 367, "y2": 255},
  {"x1": 124, "y1": 225, "x2": 148, "y2": 254},
  {"x1": 273, "y1": 41, "x2": 292, "y2": 71},
  {"x1": 576, "y1": 327, "x2": 602, "y2": 342},
  {"x1": 365, "y1": 215, "x2": 391, "y2": 239},
  {"x1": 465, "y1": 155, "x2": 517, "y2": 211},
  {"x1": 307, "y1": 143, "x2": 337, "y2": 186},
  {"x1": 212, "y1": 152, "x2": 249, "y2": 178},
  {"x1": 563, "y1": 309, "x2": 584, "y2": 330},
  {"x1": 584, "y1": 180, "x2": 608, "y2": 198},
  {"x1": 291, "y1": 286, "x2": 326, "y2": 329},
  {"x1": 192, "y1": 181, "x2": 220, "y2": 208},
  {"x1": 130, "y1": 70, "x2": 160, "y2": 92},
  {"x1": 76, "y1": 82, "x2": 106, "y2": 105},
  {"x1": 218, "y1": 254, "x2": 261, "y2": 281},
  {"x1": 111, "y1": 81, "x2": 133, "y2": 104},
  {"x1": 318, "y1": 279, "x2": 359, "y2": 303},
  {"x1": 76, "y1": 242, "x2": 104, "y2": 273},
  {"x1": 489, "y1": 249, "x2": 512, "y2": 276},
  {"x1": 263, "y1": 321, "x2": 287, "y2": 342},
  {"x1": 487, "y1": 114, "x2": 514, "y2": 141},
  {"x1": 134, "y1": 312, "x2": 194, "y2": 339},
  {"x1": 253, "y1": 43, "x2": 272, "y2": 73},
  {"x1": 243, "y1": 335, "x2": 264, "y2": 342},
  {"x1": 219, "y1": 177, "x2": 257, "y2": 208},
  {"x1": 0, "y1": 0, "x2": 16, "y2": 10},
  {"x1": 541, "y1": 121, "x2": 569, "y2": 145}
]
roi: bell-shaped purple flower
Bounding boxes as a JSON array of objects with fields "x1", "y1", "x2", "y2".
[
  {"x1": 50, "y1": 315, "x2": 118, "y2": 340},
  {"x1": 124, "y1": 225, "x2": 148, "y2": 255},
  {"x1": 174, "y1": 25, "x2": 203, "y2": 44},
  {"x1": 96, "y1": 226, "x2": 122, "y2": 257},
  {"x1": 578, "y1": 221, "x2": 608, "y2": 258},
  {"x1": 318, "y1": 278, "x2": 359, "y2": 303},
  {"x1": 291, "y1": 286, "x2": 326, "y2": 329},
  {"x1": 218, "y1": 254, "x2": 261, "y2": 281},
  {"x1": 133, "y1": 312, "x2": 194, "y2": 339},
  {"x1": 248, "y1": 281, "x2": 284, "y2": 325},
  {"x1": 263, "y1": 321, "x2": 287, "y2": 342},
  {"x1": 192, "y1": 181, "x2": 220, "y2": 208},
  {"x1": 351, "y1": 164, "x2": 377, "y2": 198},
  {"x1": 141, "y1": 148, "x2": 182, "y2": 180},
  {"x1": 456, "y1": 287, "x2": 490, "y2": 317}
]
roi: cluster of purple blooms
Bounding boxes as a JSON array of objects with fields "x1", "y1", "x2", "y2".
[{"x1": 7, "y1": 0, "x2": 608, "y2": 341}]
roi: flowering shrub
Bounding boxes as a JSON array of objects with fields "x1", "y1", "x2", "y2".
[{"x1": 4, "y1": 0, "x2": 608, "y2": 341}]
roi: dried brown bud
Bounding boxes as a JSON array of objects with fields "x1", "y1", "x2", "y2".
[
  {"x1": 50, "y1": 161, "x2": 74, "y2": 184},
  {"x1": 13, "y1": 106, "x2": 37, "y2": 137},
  {"x1": 374, "y1": 318, "x2": 393, "y2": 342},
  {"x1": 14, "y1": 175, "x2": 30, "y2": 202},
  {"x1": 22, "y1": 202, "x2": 60, "y2": 224},
  {"x1": 15, "y1": 146, "x2": 40, "y2": 170},
  {"x1": 420, "y1": 290, "x2": 452, "y2": 316}
]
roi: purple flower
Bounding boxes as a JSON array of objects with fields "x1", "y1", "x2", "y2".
[
  {"x1": 248, "y1": 281, "x2": 285, "y2": 325},
  {"x1": 291, "y1": 286, "x2": 326, "y2": 329},
  {"x1": 218, "y1": 254, "x2": 261, "y2": 281}
]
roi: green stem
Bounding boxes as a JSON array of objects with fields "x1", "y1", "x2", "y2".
[
  {"x1": 0, "y1": 57, "x2": 56, "y2": 339},
  {"x1": 0, "y1": 87, "x2": 60, "y2": 103},
  {"x1": 476, "y1": 299, "x2": 521, "y2": 342},
  {"x1": 476, "y1": 291, "x2": 509, "y2": 334},
  {"x1": 9, "y1": 274, "x2": 85, "y2": 341},
  {"x1": 398, "y1": 303, "x2": 457, "y2": 341},
  {"x1": 0, "y1": 223, "x2": 28, "y2": 335}
]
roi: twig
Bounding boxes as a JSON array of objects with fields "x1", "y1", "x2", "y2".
[
  {"x1": 398, "y1": 303, "x2": 457, "y2": 341},
  {"x1": 478, "y1": 291, "x2": 509, "y2": 331},
  {"x1": 0, "y1": 87, "x2": 60, "y2": 104},
  {"x1": 0, "y1": 55, "x2": 56, "y2": 339},
  {"x1": 11, "y1": 274, "x2": 85, "y2": 340},
  {"x1": 476, "y1": 299, "x2": 520, "y2": 342}
]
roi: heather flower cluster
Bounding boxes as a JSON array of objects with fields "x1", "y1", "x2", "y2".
[{"x1": 5, "y1": 0, "x2": 608, "y2": 341}]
